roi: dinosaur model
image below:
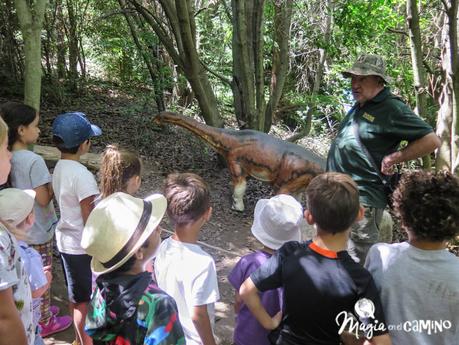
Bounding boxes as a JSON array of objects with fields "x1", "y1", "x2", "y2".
[{"x1": 154, "y1": 111, "x2": 325, "y2": 211}]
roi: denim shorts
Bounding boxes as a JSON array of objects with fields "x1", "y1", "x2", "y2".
[{"x1": 60, "y1": 253, "x2": 92, "y2": 303}]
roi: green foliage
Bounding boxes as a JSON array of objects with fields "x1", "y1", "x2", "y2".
[{"x1": 0, "y1": 0, "x2": 446, "y2": 138}]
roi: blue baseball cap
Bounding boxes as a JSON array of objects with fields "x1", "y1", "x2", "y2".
[{"x1": 52, "y1": 112, "x2": 102, "y2": 148}]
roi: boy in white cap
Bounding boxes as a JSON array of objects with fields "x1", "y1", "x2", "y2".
[
  {"x1": 82, "y1": 192, "x2": 184, "y2": 345},
  {"x1": 228, "y1": 194, "x2": 304, "y2": 345},
  {"x1": 0, "y1": 188, "x2": 72, "y2": 345}
]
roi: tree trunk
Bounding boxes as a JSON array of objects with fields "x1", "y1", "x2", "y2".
[
  {"x1": 406, "y1": 0, "x2": 432, "y2": 169},
  {"x1": 118, "y1": 0, "x2": 164, "y2": 111},
  {"x1": 66, "y1": 0, "x2": 78, "y2": 91},
  {"x1": 56, "y1": 0, "x2": 67, "y2": 79},
  {"x1": 231, "y1": 0, "x2": 265, "y2": 130},
  {"x1": 264, "y1": 0, "x2": 293, "y2": 132},
  {"x1": 436, "y1": 0, "x2": 459, "y2": 174},
  {"x1": 14, "y1": 0, "x2": 48, "y2": 111},
  {"x1": 287, "y1": 0, "x2": 333, "y2": 142},
  {"x1": 1, "y1": 0, "x2": 23, "y2": 81},
  {"x1": 127, "y1": 0, "x2": 222, "y2": 127}
]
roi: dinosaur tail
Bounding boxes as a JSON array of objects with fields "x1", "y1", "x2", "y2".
[{"x1": 154, "y1": 112, "x2": 232, "y2": 154}]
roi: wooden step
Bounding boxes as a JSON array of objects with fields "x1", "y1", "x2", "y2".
[{"x1": 33, "y1": 145, "x2": 100, "y2": 171}]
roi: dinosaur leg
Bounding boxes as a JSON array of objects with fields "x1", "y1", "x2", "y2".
[
  {"x1": 228, "y1": 160, "x2": 247, "y2": 211},
  {"x1": 232, "y1": 178, "x2": 247, "y2": 211}
]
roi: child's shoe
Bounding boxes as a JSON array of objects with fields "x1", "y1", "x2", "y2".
[
  {"x1": 40, "y1": 315, "x2": 72, "y2": 337},
  {"x1": 49, "y1": 305, "x2": 60, "y2": 316}
]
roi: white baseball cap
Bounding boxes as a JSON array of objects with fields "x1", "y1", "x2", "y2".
[
  {"x1": 0, "y1": 188, "x2": 36, "y2": 226},
  {"x1": 251, "y1": 194, "x2": 304, "y2": 250}
]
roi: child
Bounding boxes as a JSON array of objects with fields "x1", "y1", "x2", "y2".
[
  {"x1": 228, "y1": 194, "x2": 304, "y2": 345},
  {"x1": 0, "y1": 188, "x2": 72, "y2": 345},
  {"x1": 0, "y1": 101, "x2": 65, "y2": 336},
  {"x1": 81, "y1": 192, "x2": 185, "y2": 344},
  {"x1": 0, "y1": 117, "x2": 33, "y2": 345},
  {"x1": 365, "y1": 170, "x2": 459, "y2": 345},
  {"x1": 240, "y1": 172, "x2": 391, "y2": 345},
  {"x1": 99, "y1": 144, "x2": 142, "y2": 199},
  {"x1": 154, "y1": 173, "x2": 220, "y2": 345},
  {"x1": 52, "y1": 111, "x2": 102, "y2": 345}
]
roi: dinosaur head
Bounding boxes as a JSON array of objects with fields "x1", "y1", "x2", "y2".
[{"x1": 153, "y1": 112, "x2": 164, "y2": 125}]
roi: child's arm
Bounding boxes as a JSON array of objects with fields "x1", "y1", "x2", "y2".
[
  {"x1": 0, "y1": 288, "x2": 28, "y2": 345},
  {"x1": 239, "y1": 277, "x2": 282, "y2": 330},
  {"x1": 80, "y1": 195, "x2": 96, "y2": 225},
  {"x1": 192, "y1": 304, "x2": 217, "y2": 345},
  {"x1": 233, "y1": 290, "x2": 243, "y2": 313},
  {"x1": 33, "y1": 183, "x2": 54, "y2": 207},
  {"x1": 31, "y1": 265, "x2": 52, "y2": 299}
]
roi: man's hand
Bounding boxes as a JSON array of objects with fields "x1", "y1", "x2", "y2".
[
  {"x1": 381, "y1": 151, "x2": 402, "y2": 175},
  {"x1": 381, "y1": 132, "x2": 440, "y2": 175}
]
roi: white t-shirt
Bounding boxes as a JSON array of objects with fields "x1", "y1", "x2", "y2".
[
  {"x1": 10, "y1": 150, "x2": 57, "y2": 245},
  {"x1": 155, "y1": 237, "x2": 220, "y2": 345},
  {"x1": 52, "y1": 160, "x2": 99, "y2": 254},
  {"x1": 0, "y1": 225, "x2": 34, "y2": 345},
  {"x1": 365, "y1": 242, "x2": 459, "y2": 345}
]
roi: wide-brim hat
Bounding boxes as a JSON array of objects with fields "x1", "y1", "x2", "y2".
[
  {"x1": 0, "y1": 188, "x2": 36, "y2": 226},
  {"x1": 342, "y1": 54, "x2": 391, "y2": 83},
  {"x1": 251, "y1": 194, "x2": 304, "y2": 250},
  {"x1": 81, "y1": 192, "x2": 166, "y2": 274}
]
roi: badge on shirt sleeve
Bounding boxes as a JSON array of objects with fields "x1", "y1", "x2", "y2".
[{"x1": 362, "y1": 112, "x2": 375, "y2": 122}]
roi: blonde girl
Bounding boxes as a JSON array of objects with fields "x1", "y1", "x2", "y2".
[
  {"x1": 99, "y1": 144, "x2": 142, "y2": 199},
  {"x1": 0, "y1": 102, "x2": 69, "y2": 336}
]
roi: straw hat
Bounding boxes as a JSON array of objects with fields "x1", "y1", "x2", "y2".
[
  {"x1": 0, "y1": 188, "x2": 36, "y2": 226},
  {"x1": 342, "y1": 54, "x2": 391, "y2": 83},
  {"x1": 251, "y1": 194, "x2": 304, "y2": 250},
  {"x1": 81, "y1": 192, "x2": 166, "y2": 274}
]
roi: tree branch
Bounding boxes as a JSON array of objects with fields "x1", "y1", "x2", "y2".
[
  {"x1": 127, "y1": 0, "x2": 184, "y2": 70},
  {"x1": 387, "y1": 27, "x2": 408, "y2": 36},
  {"x1": 201, "y1": 61, "x2": 232, "y2": 85}
]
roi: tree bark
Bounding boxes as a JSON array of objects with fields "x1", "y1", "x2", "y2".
[
  {"x1": 264, "y1": 0, "x2": 293, "y2": 132},
  {"x1": 1, "y1": 0, "x2": 23, "y2": 81},
  {"x1": 406, "y1": 0, "x2": 432, "y2": 169},
  {"x1": 56, "y1": 0, "x2": 67, "y2": 79},
  {"x1": 231, "y1": 0, "x2": 265, "y2": 130},
  {"x1": 287, "y1": 0, "x2": 333, "y2": 142},
  {"x1": 118, "y1": 0, "x2": 164, "y2": 111},
  {"x1": 127, "y1": 0, "x2": 222, "y2": 127},
  {"x1": 14, "y1": 0, "x2": 48, "y2": 111},
  {"x1": 66, "y1": 0, "x2": 78, "y2": 91},
  {"x1": 436, "y1": 0, "x2": 459, "y2": 174}
]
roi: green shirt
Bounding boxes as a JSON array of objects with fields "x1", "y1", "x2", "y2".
[{"x1": 327, "y1": 87, "x2": 433, "y2": 208}]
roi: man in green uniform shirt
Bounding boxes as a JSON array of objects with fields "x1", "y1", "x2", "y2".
[{"x1": 327, "y1": 54, "x2": 440, "y2": 264}]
